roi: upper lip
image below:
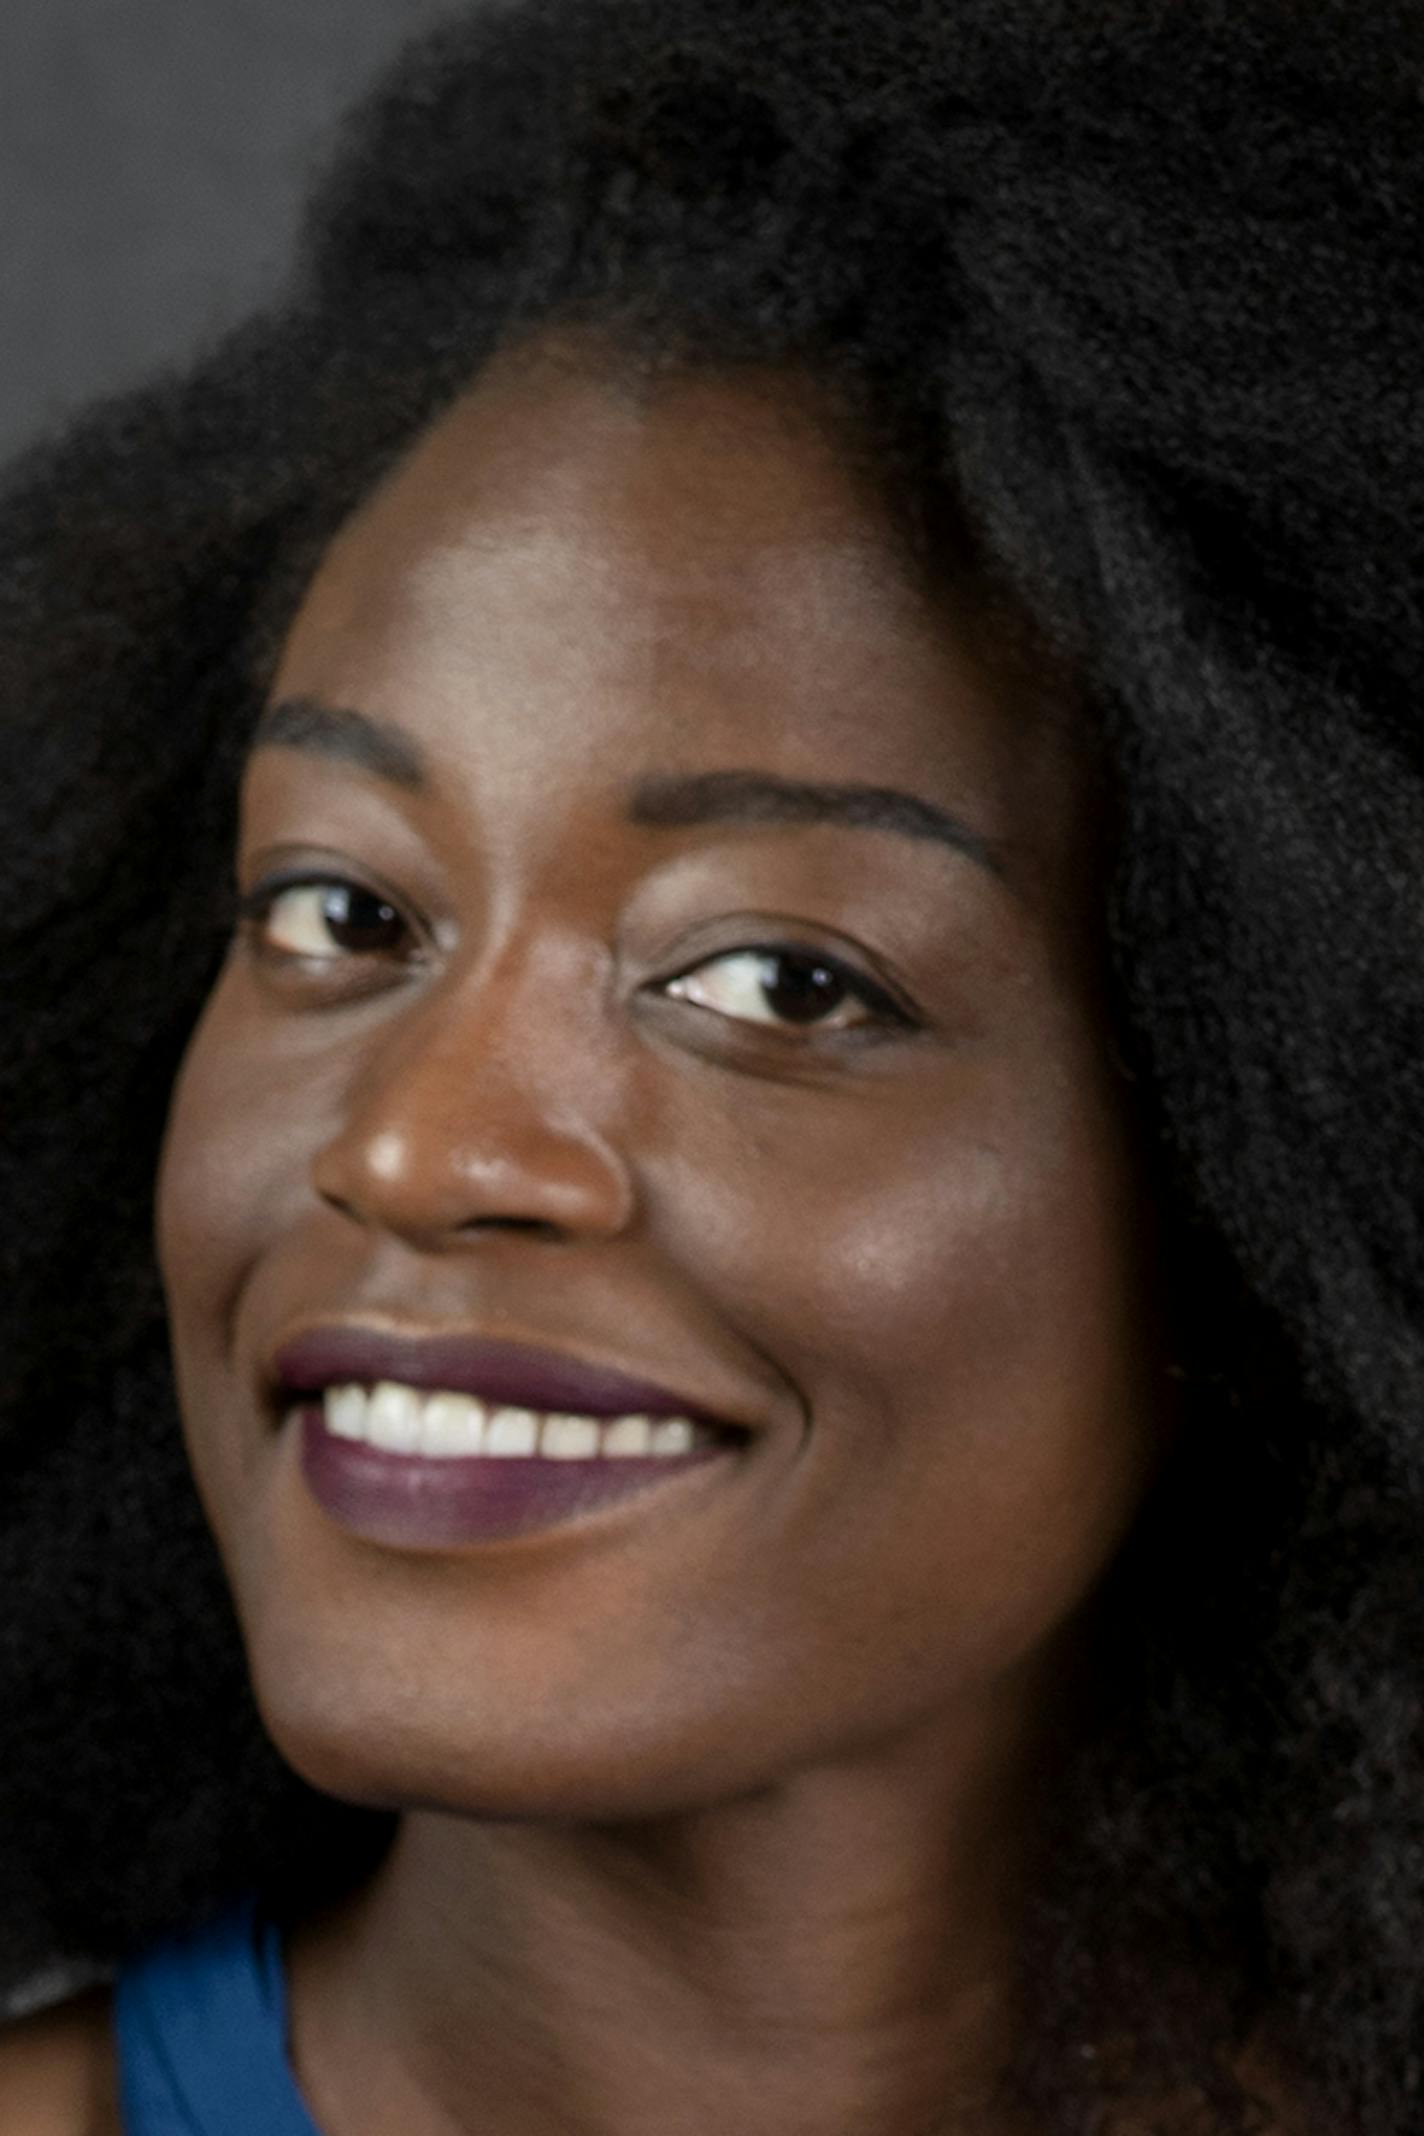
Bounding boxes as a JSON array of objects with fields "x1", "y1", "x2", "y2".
[{"x1": 268, "y1": 1325, "x2": 749, "y2": 1433}]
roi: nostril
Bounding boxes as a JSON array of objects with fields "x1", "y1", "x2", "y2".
[
  {"x1": 455, "y1": 1215, "x2": 564, "y2": 1239},
  {"x1": 316, "y1": 1185, "x2": 363, "y2": 1225}
]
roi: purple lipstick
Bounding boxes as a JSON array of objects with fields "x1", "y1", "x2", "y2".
[{"x1": 270, "y1": 1327, "x2": 748, "y2": 1549}]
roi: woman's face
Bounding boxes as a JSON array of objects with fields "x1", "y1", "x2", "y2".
[{"x1": 157, "y1": 346, "x2": 1166, "y2": 1819}]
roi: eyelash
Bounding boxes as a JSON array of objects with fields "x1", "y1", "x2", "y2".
[{"x1": 235, "y1": 873, "x2": 917, "y2": 1039}]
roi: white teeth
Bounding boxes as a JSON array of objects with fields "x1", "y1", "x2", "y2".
[
  {"x1": 541, "y1": 1414, "x2": 602, "y2": 1460},
  {"x1": 484, "y1": 1407, "x2": 541, "y2": 1457},
  {"x1": 366, "y1": 1381, "x2": 422, "y2": 1452},
  {"x1": 326, "y1": 1385, "x2": 367, "y2": 1440},
  {"x1": 317, "y1": 1385, "x2": 721, "y2": 1462},
  {"x1": 601, "y1": 1415, "x2": 655, "y2": 1458},
  {"x1": 420, "y1": 1393, "x2": 486, "y2": 1456}
]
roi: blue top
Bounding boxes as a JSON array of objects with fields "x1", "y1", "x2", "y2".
[{"x1": 113, "y1": 1902, "x2": 321, "y2": 2135}]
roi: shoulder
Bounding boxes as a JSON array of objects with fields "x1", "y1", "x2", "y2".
[{"x1": 0, "y1": 1987, "x2": 119, "y2": 2136}]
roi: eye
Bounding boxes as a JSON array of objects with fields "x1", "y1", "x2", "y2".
[
  {"x1": 238, "y1": 877, "x2": 413, "y2": 962},
  {"x1": 660, "y1": 945, "x2": 912, "y2": 1036}
]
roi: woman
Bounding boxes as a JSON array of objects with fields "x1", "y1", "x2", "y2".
[{"x1": 1, "y1": 1, "x2": 1421, "y2": 2129}]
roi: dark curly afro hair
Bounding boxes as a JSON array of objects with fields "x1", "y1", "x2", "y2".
[{"x1": 3, "y1": 2, "x2": 1423, "y2": 2129}]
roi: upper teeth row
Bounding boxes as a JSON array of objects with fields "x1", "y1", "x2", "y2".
[{"x1": 320, "y1": 1382, "x2": 705, "y2": 1460}]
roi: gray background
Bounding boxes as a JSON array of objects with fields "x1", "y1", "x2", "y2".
[{"x1": 0, "y1": 0, "x2": 462, "y2": 465}]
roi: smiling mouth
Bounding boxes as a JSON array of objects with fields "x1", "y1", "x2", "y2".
[
  {"x1": 312, "y1": 1381, "x2": 734, "y2": 1461},
  {"x1": 266, "y1": 1323, "x2": 756, "y2": 1548},
  {"x1": 287, "y1": 1382, "x2": 748, "y2": 1549}
]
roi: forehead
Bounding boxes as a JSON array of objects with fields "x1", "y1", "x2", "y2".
[
  {"x1": 272, "y1": 345, "x2": 1080, "y2": 866},
  {"x1": 302, "y1": 345, "x2": 922, "y2": 600}
]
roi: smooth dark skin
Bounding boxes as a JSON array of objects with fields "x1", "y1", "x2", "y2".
[{"x1": 0, "y1": 342, "x2": 1173, "y2": 2135}]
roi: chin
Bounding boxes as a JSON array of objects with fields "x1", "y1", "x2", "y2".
[{"x1": 244, "y1": 1635, "x2": 772, "y2": 1828}]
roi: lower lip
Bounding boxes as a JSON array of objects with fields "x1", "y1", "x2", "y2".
[{"x1": 296, "y1": 1408, "x2": 737, "y2": 1548}]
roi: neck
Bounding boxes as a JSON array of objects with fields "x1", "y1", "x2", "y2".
[{"x1": 288, "y1": 1701, "x2": 1052, "y2": 2136}]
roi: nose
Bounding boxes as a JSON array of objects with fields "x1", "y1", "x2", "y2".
[{"x1": 310, "y1": 950, "x2": 637, "y2": 1249}]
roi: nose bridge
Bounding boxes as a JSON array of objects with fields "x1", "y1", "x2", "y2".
[{"x1": 313, "y1": 924, "x2": 635, "y2": 1241}]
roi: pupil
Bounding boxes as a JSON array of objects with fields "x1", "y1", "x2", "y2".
[
  {"x1": 323, "y1": 886, "x2": 401, "y2": 952},
  {"x1": 761, "y1": 954, "x2": 847, "y2": 1024}
]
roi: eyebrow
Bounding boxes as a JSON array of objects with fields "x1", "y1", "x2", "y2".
[
  {"x1": 626, "y1": 770, "x2": 1004, "y2": 874},
  {"x1": 254, "y1": 697, "x2": 427, "y2": 789},
  {"x1": 252, "y1": 696, "x2": 1005, "y2": 875}
]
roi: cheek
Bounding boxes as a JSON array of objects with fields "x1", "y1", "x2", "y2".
[
  {"x1": 656, "y1": 1041, "x2": 1144, "y2": 1421},
  {"x1": 160, "y1": 1008, "x2": 265, "y2": 1340},
  {"x1": 650, "y1": 1043, "x2": 1159, "y2": 1675},
  {"x1": 157, "y1": 968, "x2": 344, "y2": 1323},
  {"x1": 155, "y1": 972, "x2": 334, "y2": 1520}
]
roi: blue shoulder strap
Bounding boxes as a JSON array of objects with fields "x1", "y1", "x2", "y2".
[{"x1": 113, "y1": 1901, "x2": 321, "y2": 2136}]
